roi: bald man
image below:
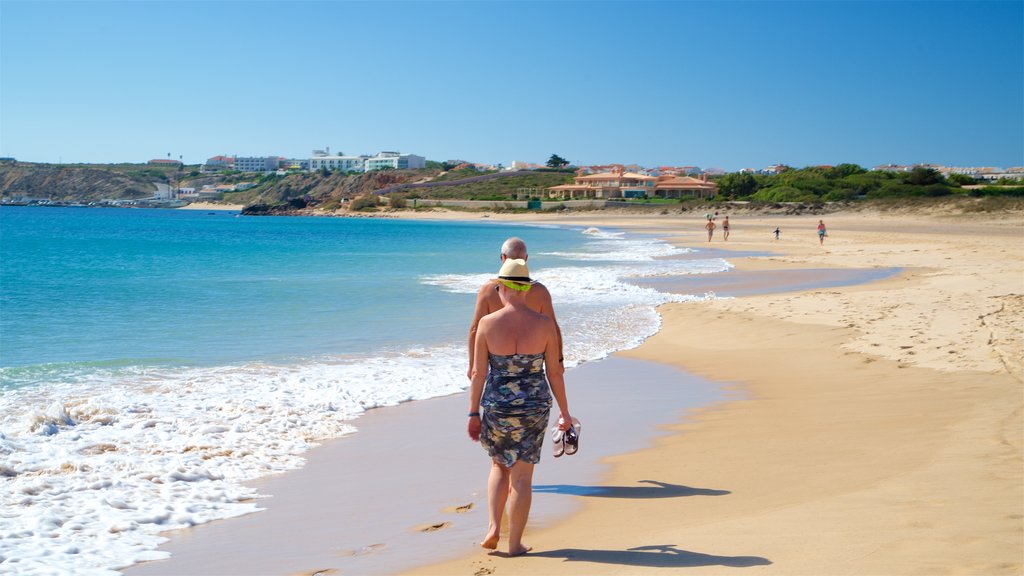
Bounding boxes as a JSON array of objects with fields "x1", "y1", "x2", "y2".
[{"x1": 467, "y1": 237, "x2": 563, "y2": 379}]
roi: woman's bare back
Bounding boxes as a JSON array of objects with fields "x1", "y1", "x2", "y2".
[{"x1": 480, "y1": 307, "x2": 553, "y2": 356}]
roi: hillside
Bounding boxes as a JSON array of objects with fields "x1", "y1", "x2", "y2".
[
  {"x1": 222, "y1": 169, "x2": 434, "y2": 206},
  {"x1": 0, "y1": 162, "x2": 182, "y2": 201},
  {"x1": 0, "y1": 161, "x2": 574, "y2": 208},
  {"x1": 227, "y1": 169, "x2": 574, "y2": 209}
]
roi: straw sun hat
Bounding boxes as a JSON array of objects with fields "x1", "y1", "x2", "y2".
[{"x1": 493, "y1": 258, "x2": 536, "y2": 288}]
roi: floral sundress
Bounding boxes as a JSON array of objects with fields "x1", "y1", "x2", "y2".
[{"x1": 480, "y1": 352, "x2": 552, "y2": 467}]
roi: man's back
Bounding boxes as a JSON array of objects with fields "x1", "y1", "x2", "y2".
[{"x1": 477, "y1": 280, "x2": 553, "y2": 316}]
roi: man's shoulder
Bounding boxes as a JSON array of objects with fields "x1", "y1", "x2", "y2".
[{"x1": 531, "y1": 281, "x2": 552, "y2": 296}]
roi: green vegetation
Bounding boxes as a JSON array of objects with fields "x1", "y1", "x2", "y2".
[
  {"x1": 968, "y1": 185, "x2": 1024, "y2": 197},
  {"x1": 432, "y1": 167, "x2": 491, "y2": 182},
  {"x1": 712, "y1": 164, "x2": 1022, "y2": 202},
  {"x1": 546, "y1": 154, "x2": 570, "y2": 168},
  {"x1": 403, "y1": 172, "x2": 574, "y2": 200},
  {"x1": 350, "y1": 194, "x2": 380, "y2": 211}
]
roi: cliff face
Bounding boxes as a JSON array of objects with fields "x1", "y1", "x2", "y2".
[
  {"x1": 221, "y1": 169, "x2": 430, "y2": 206},
  {"x1": 0, "y1": 163, "x2": 161, "y2": 201}
]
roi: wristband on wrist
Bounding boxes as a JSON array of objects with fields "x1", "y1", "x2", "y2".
[{"x1": 467, "y1": 411, "x2": 480, "y2": 418}]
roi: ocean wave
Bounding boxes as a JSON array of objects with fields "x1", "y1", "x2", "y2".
[{"x1": 0, "y1": 346, "x2": 467, "y2": 574}]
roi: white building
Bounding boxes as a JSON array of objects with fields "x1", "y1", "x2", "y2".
[
  {"x1": 306, "y1": 149, "x2": 426, "y2": 173},
  {"x1": 309, "y1": 153, "x2": 367, "y2": 172},
  {"x1": 234, "y1": 156, "x2": 281, "y2": 173},
  {"x1": 364, "y1": 151, "x2": 426, "y2": 171},
  {"x1": 202, "y1": 155, "x2": 235, "y2": 173}
]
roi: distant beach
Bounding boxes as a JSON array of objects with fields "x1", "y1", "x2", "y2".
[{"x1": 175, "y1": 201, "x2": 245, "y2": 211}]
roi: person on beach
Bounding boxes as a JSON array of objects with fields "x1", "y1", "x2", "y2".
[
  {"x1": 705, "y1": 218, "x2": 716, "y2": 242},
  {"x1": 467, "y1": 237, "x2": 562, "y2": 380},
  {"x1": 467, "y1": 258, "x2": 573, "y2": 557},
  {"x1": 722, "y1": 216, "x2": 730, "y2": 241},
  {"x1": 817, "y1": 220, "x2": 827, "y2": 245},
  {"x1": 774, "y1": 227, "x2": 780, "y2": 240}
]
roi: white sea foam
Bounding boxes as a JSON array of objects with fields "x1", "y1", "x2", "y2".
[
  {"x1": 0, "y1": 226, "x2": 729, "y2": 575},
  {"x1": 0, "y1": 347, "x2": 467, "y2": 574},
  {"x1": 541, "y1": 227, "x2": 690, "y2": 262}
]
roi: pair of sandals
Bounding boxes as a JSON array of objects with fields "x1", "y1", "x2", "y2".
[{"x1": 551, "y1": 417, "x2": 581, "y2": 458}]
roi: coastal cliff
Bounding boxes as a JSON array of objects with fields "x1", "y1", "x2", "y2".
[
  {"x1": 0, "y1": 161, "x2": 572, "y2": 212},
  {"x1": 0, "y1": 162, "x2": 173, "y2": 201}
]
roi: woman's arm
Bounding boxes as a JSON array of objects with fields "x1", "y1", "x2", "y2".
[
  {"x1": 467, "y1": 318, "x2": 491, "y2": 441},
  {"x1": 544, "y1": 318, "x2": 571, "y2": 430}
]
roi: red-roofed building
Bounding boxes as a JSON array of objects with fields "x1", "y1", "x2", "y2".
[
  {"x1": 548, "y1": 165, "x2": 717, "y2": 200},
  {"x1": 203, "y1": 155, "x2": 236, "y2": 172}
]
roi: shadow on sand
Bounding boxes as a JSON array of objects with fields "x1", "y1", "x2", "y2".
[
  {"x1": 533, "y1": 479, "x2": 729, "y2": 499},
  {"x1": 531, "y1": 544, "x2": 771, "y2": 568}
]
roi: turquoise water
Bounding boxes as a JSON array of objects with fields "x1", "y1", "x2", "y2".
[{"x1": 0, "y1": 207, "x2": 589, "y2": 373}]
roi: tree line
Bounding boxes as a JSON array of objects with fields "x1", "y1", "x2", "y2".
[{"x1": 713, "y1": 164, "x2": 1023, "y2": 201}]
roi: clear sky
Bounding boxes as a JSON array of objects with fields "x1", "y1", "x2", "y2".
[{"x1": 1, "y1": 1, "x2": 1021, "y2": 171}]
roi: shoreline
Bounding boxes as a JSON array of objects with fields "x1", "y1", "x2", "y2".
[
  {"x1": 175, "y1": 201, "x2": 245, "y2": 211},
  {"x1": 125, "y1": 356, "x2": 728, "y2": 576},
  {"x1": 406, "y1": 211, "x2": 1023, "y2": 575}
]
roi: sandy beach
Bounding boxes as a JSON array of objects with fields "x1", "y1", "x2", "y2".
[
  {"x1": 404, "y1": 209, "x2": 1023, "y2": 575},
  {"x1": 128, "y1": 207, "x2": 1023, "y2": 575},
  {"x1": 176, "y1": 201, "x2": 245, "y2": 211}
]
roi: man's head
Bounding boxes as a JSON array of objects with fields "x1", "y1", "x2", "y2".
[{"x1": 500, "y1": 237, "x2": 528, "y2": 262}]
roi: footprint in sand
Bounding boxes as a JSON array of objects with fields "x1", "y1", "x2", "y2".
[
  {"x1": 338, "y1": 543, "x2": 386, "y2": 557},
  {"x1": 442, "y1": 502, "x2": 474, "y2": 514},
  {"x1": 417, "y1": 521, "x2": 451, "y2": 532}
]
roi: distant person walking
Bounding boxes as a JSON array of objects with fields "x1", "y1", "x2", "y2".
[
  {"x1": 705, "y1": 219, "x2": 716, "y2": 242},
  {"x1": 817, "y1": 220, "x2": 827, "y2": 245},
  {"x1": 721, "y1": 216, "x2": 730, "y2": 241},
  {"x1": 773, "y1": 227, "x2": 780, "y2": 240}
]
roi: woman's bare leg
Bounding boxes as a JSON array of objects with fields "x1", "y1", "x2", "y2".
[
  {"x1": 506, "y1": 461, "x2": 535, "y2": 556},
  {"x1": 482, "y1": 460, "x2": 509, "y2": 549}
]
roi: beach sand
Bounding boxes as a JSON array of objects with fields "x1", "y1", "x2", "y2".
[
  {"x1": 176, "y1": 201, "x2": 245, "y2": 211},
  {"x1": 128, "y1": 209, "x2": 1023, "y2": 575},
  {"x1": 404, "y1": 210, "x2": 1023, "y2": 575}
]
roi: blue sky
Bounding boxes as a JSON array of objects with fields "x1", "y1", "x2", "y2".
[{"x1": 1, "y1": 1, "x2": 1021, "y2": 170}]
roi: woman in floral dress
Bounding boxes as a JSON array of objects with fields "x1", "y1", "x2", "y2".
[{"x1": 467, "y1": 258, "x2": 572, "y2": 557}]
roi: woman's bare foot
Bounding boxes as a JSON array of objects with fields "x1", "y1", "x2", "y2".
[
  {"x1": 508, "y1": 545, "x2": 531, "y2": 557},
  {"x1": 480, "y1": 534, "x2": 499, "y2": 550}
]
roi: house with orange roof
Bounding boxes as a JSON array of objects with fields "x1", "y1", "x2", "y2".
[
  {"x1": 548, "y1": 165, "x2": 716, "y2": 200},
  {"x1": 548, "y1": 166, "x2": 656, "y2": 199},
  {"x1": 652, "y1": 174, "x2": 718, "y2": 199}
]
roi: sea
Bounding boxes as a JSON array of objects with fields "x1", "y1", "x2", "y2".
[{"x1": 0, "y1": 206, "x2": 731, "y2": 575}]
